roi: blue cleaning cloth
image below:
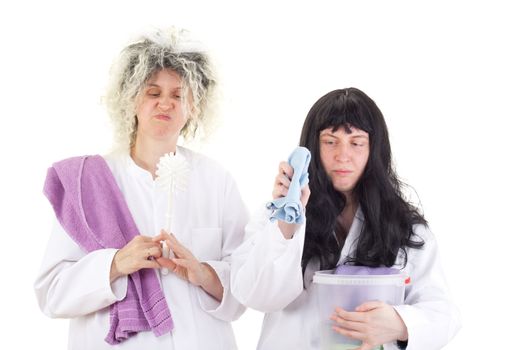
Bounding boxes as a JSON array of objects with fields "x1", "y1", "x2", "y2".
[{"x1": 267, "y1": 146, "x2": 311, "y2": 224}]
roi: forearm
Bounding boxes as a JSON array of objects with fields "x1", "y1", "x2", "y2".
[
  {"x1": 109, "y1": 253, "x2": 122, "y2": 283},
  {"x1": 231, "y1": 216, "x2": 306, "y2": 312},
  {"x1": 36, "y1": 248, "x2": 127, "y2": 318},
  {"x1": 277, "y1": 221, "x2": 300, "y2": 239},
  {"x1": 199, "y1": 262, "x2": 224, "y2": 301}
]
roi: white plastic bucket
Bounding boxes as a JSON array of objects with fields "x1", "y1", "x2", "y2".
[{"x1": 313, "y1": 268, "x2": 406, "y2": 350}]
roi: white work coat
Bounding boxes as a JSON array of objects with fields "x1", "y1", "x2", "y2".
[
  {"x1": 231, "y1": 207, "x2": 461, "y2": 350},
  {"x1": 35, "y1": 147, "x2": 248, "y2": 350}
]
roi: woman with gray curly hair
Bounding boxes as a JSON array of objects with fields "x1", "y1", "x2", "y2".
[
  {"x1": 35, "y1": 27, "x2": 248, "y2": 350},
  {"x1": 106, "y1": 28, "x2": 218, "y2": 150}
]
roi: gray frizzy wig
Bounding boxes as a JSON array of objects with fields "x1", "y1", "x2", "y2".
[{"x1": 105, "y1": 27, "x2": 218, "y2": 149}]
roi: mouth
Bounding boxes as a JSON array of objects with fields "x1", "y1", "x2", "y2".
[
  {"x1": 333, "y1": 169, "x2": 353, "y2": 175},
  {"x1": 154, "y1": 114, "x2": 172, "y2": 121}
]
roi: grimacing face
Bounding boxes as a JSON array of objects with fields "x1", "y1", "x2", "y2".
[
  {"x1": 319, "y1": 126, "x2": 370, "y2": 196},
  {"x1": 134, "y1": 69, "x2": 193, "y2": 145}
]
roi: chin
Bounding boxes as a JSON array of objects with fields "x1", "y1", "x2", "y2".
[
  {"x1": 333, "y1": 181, "x2": 356, "y2": 192},
  {"x1": 334, "y1": 186, "x2": 351, "y2": 193}
]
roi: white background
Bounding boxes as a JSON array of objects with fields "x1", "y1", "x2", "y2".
[{"x1": 1, "y1": 0, "x2": 524, "y2": 348}]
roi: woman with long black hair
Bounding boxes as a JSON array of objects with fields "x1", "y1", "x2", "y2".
[{"x1": 231, "y1": 87, "x2": 460, "y2": 349}]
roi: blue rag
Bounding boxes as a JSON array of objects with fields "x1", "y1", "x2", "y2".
[{"x1": 267, "y1": 147, "x2": 311, "y2": 224}]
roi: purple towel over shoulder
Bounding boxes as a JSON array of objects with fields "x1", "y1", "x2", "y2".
[{"x1": 43, "y1": 155, "x2": 174, "y2": 344}]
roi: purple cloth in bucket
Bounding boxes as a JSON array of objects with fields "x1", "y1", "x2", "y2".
[
  {"x1": 334, "y1": 265, "x2": 401, "y2": 276},
  {"x1": 325, "y1": 265, "x2": 405, "y2": 311}
]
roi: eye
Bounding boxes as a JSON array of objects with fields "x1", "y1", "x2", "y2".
[
  {"x1": 145, "y1": 87, "x2": 161, "y2": 97},
  {"x1": 322, "y1": 140, "x2": 335, "y2": 145},
  {"x1": 146, "y1": 91, "x2": 160, "y2": 97}
]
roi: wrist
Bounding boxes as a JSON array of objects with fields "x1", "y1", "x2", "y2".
[
  {"x1": 277, "y1": 221, "x2": 298, "y2": 239},
  {"x1": 393, "y1": 306, "x2": 408, "y2": 341},
  {"x1": 110, "y1": 250, "x2": 124, "y2": 283},
  {"x1": 199, "y1": 262, "x2": 224, "y2": 301},
  {"x1": 397, "y1": 324, "x2": 408, "y2": 342},
  {"x1": 197, "y1": 262, "x2": 214, "y2": 287},
  {"x1": 398, "y1": 332, "x2": 408, "y2": 341}
]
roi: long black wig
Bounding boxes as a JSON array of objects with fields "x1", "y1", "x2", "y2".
[{"x1": 299, "y1": 88, "x2": 426, "y2": 273}]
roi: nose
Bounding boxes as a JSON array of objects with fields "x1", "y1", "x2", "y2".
[
  {"x1": 158, "y1": 96, "x2": 173, "y2": 111},
  {"x1": 334, "y1": 143, "x2": 352, "y2": 162}
]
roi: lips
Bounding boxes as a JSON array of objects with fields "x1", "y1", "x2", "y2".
[
  {"x1": 333, "y1": 169, "x2": 353, "y2": 175},
  {"x1": 154, "y1": 114, "x2": 172, "y2": 121}
]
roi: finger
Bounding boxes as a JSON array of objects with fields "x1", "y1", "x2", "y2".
[
  {"x1": 334, "y1": 307, "x2": 366, "y2": 322},
  {"x1": 131, "y1": 235, "x2": 151, "y2": 243},
  {"x1": 171, "y1": 258, "x2": 194, "y2": 270},
  {"x1": 279, "y1": 184, "x2": 289, "y2": 197},
  {"x1": 329, "y1": 314, "x2": 366, "y2": 332},
  {"x1": 156, "y1": 257, "x2": 177, "y2": 270},
  {"x1": 167, "y1": 259, "x2": 189, "y2": 279},
  {"x1": 355, "y1": 342, "x2": 375, "y2": 350},
  {"x1": 332, "y1": 325, "x2": 364, "y2": 341},
  {"x1": 334, "y1": 307, "x2": 352, "y2": 318},
  {"x1": 157, "y1": 231, "x2": 181, "y2": 248},
  {"x1": 165, "y1": 238, "x2": 193, "y2": 258},
  {"x1": 275, "y1": 174, "x2": 291, "y2": 188},
  {"x1": 272, "y1": 184, "x2": 289, "y2": 199},
  {"x1": 143, "y1": 241, "x2": 163, "y2": 249},
  {"x1": 145, "y1": 245, "x2": 162, "y2": 259},
  {"x1": 141, "y1": 247, "x2": 152, "y2": 259},
  {"x1": 168, "y1": 232, "x2": 182, "y2": 244},
  {"x1": 152, "y1": 231, "x2": 170, "y2": 242},
  {"x1": 141, "y1": 259, "x2": 161, "y2": 269},
  {"x1": 355, "y1": 300, "x2": 384, "y2": 312},
  {"x1": 278, "y1": 161, "x2": 294, "y2": 179},
  {"x1": 171, "y1": 267, "x2": 188, "y2": 281}
]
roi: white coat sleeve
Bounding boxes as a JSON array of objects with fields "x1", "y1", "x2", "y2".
[
  {"x1": 194, "y1": 175, "x2": 249, "y2": 322},
  {"x1": 389, "y1": 225, "x2": 461, "y2": 350},
  {"x1": 34, "y1": 220, "x2": 128, "y2": 318},
  {"x1": 230, "y1": 206, "x2": 306, "y2": 313}
]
